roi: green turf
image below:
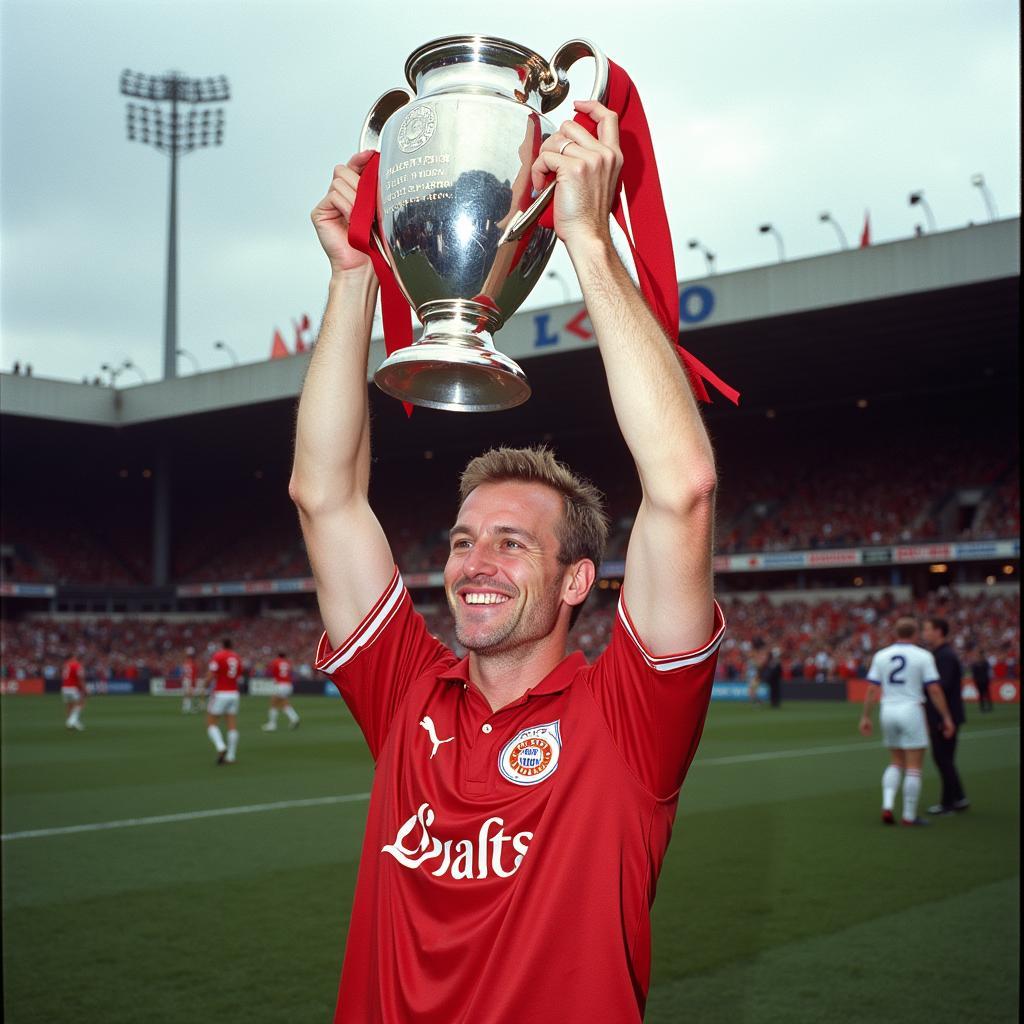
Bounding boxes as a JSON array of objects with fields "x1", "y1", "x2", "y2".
[{"x1": 1, "y1": 695, "x2": 1018, "y2": 1022}]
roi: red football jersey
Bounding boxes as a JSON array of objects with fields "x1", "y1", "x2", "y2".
[
  {"x1": 315, "y1": 568, "x2": 724, "y2": 1023},
  {"x1": 62, "y1": 659, "x2": 84, "y2": 689},
  {"x1": 183, "y1": 657, "x2": 198, "y2": 684},
  {"x1": 208, "y1": 649, "x2": 242, "y2": 692},
  {"x1": 268, "y1": 657, "x2": 292, "y2": 684}
]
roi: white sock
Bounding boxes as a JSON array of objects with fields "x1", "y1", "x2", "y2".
[
  {"x1": 882, "y1": 764, "x2": 902, "y2": 811},
  {"x1": 903, "y1": 769, "x2": 922, "y2": 821},
  {"x1": 207, "y1": 725, "x2": 226, "y2": 753},
  {"x1": 267, "y1": 708, "x2": 279, "y2": 727},
  {"x1": 283, "y1": 705, "x2": 299, "y2": 724},
  {"x1": 182, "y1": 697, "x2": 192, "y2": 712},
  {"x1": 67, "y1": 706, "x2": 81, "y2": 727},
  {"x1": 226, "y1": 729, "x2": 239, "y2": 761}
]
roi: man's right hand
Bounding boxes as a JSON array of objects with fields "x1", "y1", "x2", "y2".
[{"x1": 311, "y1": 151, "x2": 376, "y2": 275}]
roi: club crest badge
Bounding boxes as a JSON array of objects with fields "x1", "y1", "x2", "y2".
[{"x1": 498, "y1": 720, "x2": 562, "y2": 786}]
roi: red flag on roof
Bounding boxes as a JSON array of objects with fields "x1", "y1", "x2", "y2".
[
  {"x1": 860, "y1": 211, "x2": 871, "y2": 248},
  {"x1": 293, "y1": 314, "x2": 311, "y2": 353},
  {"x1": 270, "y1": 329, "x2": 289, "y2": 359}
]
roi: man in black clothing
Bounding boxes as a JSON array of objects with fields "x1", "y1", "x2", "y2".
[
  {"x1": 763, "y1": 648, "x2": 783, "y2": 709},
  {"x1": 922, "y1": 617, "x2": 969, "y2": 814},
  {"x1": 971, "y1": 649, "x2": 992, "y2": 712}
]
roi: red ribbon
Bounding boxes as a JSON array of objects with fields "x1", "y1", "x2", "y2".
[
  {"x1": 538, "y1": 60, "x2": 739, "y2": 404},
  {"x1": 348, "y1": 150, "x2": 413, "y2": 416},
  {"x1": 348, "y1": 60, "x2": 739, "y2": 410}
]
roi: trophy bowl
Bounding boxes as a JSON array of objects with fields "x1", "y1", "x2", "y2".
[{"x1": 361, "y1": 35, "x2": 607, "y2": 412}]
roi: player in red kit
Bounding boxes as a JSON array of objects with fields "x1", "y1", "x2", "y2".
[
  {"x1": 181, "y1": 646, "x2": 200, "y2": 714},
  {"x1": 61, "y1": 655, "x2": 87, "y2": 731},
  {"x1": 293, "y1": 101, "x2": 723, "y2": 1022},
  {"x1": 261, "y1": 650, "x2": 301, "y2": 731},
  {"x1": 204, "y1": 638, "x2": 242, "y2": 764}
]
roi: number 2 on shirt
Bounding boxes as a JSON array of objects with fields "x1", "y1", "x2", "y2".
[{"x1": 887, "y1": 655, "x2": 907, "y2": 685}]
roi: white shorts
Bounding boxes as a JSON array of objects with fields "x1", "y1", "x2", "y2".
[
  {"x1": 273, "y1": 683, "x2": 294, "y2": 698},
  {"x1": 880, "y1": 702, "x2": 928, "y2": 750},
  {"x1": 62, "y1": 687, "x2": 83, "y2": 703},
  {"x1": 208, "y1": 691, "x2": 240, "y2": 716}
]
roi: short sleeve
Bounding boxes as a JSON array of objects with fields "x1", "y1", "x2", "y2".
[
  {"x1": 314, "y1": 568, "x2": 453, "y2": 759},
  {"x1": 923, "y1": 651, "x2": 941, "y2": 685},
  {"x1": 584, "y1": 595, "x2": 725, "y2": 799},
  {"x1": 866, "y1": 654, "x2": 882, "y2": 684}
]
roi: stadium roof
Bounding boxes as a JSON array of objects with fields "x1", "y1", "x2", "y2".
[{"x1": 2, "y1": 217, "x2": 1018, "y2": 446}]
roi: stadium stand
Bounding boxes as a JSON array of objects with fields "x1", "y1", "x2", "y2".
[
  {"x1": 1, "y1": 220, "x2": 1018, "y2": 698},
  {"x1": 1, "y1": 410, "x2": 1018, "y2": 585},
  {"x1": 2, "y1": 588, "x2": 1018, "y2": 686}
]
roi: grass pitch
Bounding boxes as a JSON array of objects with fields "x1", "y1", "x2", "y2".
[{"x1": 2, "y1": 695, "x2": 1018, "y2": 1023}]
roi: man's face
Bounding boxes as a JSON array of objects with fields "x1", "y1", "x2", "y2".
[
  {"x1": 921, "y1": 621, "x2": 939, "y2": 648},
  {"x1": 445, "y1": 481, "x2": 569, "y2": 655}
]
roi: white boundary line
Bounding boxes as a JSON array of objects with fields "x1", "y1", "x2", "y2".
[
  {"x1": 1, "y1": 792, "x2": 371, "y2": 842},
  {"x1": 2, "y1": 726, "x2": 1017, "y2": 842},
  {"x1": 698, "y1": 725, "x2": 1019, "y2": 767}
]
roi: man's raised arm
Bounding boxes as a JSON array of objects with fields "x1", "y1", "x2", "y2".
[
  {"x1": 532, "y1": 102, "x2": 717, "y2": 654},
  {"x1": 289, "y1": 153, "x2": 395, "y2": 646}
]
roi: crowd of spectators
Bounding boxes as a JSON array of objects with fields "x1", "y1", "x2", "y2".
[
  {"x1": 3, "y1": 588, "x2": 1018, "y2": 688},
  {"x1": 4, "y1": 440, "x2": 1016, "y2": 586}
]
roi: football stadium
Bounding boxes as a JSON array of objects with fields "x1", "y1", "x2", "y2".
[{"x1": 2, "y1": 213, "x2": 1019, "y2": 1022}]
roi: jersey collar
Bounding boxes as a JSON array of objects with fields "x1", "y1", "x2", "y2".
[{"x1": 439, "y1": 650, "x2": 587, "y2": 699}]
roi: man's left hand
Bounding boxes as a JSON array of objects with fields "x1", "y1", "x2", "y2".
[{"x1": 530, "y1": 100, "x2": 623, "y2": 250}]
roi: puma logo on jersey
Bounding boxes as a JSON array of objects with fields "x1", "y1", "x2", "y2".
[{"x1": 419, "y1": 716, "x2": 454, "y2": 759}]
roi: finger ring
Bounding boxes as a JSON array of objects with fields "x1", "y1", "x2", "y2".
[{"x1": 558, "y1": 139, "x2": 574, "y2": 156}]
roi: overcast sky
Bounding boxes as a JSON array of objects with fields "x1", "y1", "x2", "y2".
[{"x1": 1, "y1": 0, "x2": 1019, "y2": 384}]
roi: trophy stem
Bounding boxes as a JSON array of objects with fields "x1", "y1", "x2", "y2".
[{"x1": 373, "y1": 307, "x2": 531, "y2": 413}]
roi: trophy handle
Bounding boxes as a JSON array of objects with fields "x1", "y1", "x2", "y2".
[
  {"x1": 359, "y1": 87, "x2": 414, "y2": 152},
  {"x1": 357, "y1": 87, "x2": 414, "y2": 260},
  {"x1": 499, "y1": 39, "x2": 609, "y2": 245}
]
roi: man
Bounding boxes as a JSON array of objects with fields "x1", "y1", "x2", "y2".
[
  {"x1": 971, "y1": 647, "x2": 992, "y2": 713},
  {"x1": 292, "y1": 101, "x2": 723, "y2": 1022},
  {"x1": 261, "y1": 650, "x2": 300, "y2": 731},
  {"x1": 922, "y1": 616, "x2": 968, "y2": 814},
  {"x1": 204, "y1": 638, "x2": 242, "y2": 765},
  {"x1": 859, "y1": 617, "x2": 955, "y2": 826},
  {"x1": 181, "y1": 646, "x2": 200, "y2": 714},
  {"x1": 61, "y1": 653, "x2": 86, "y2": 731},
  {"x1": 764, "y1": 647, "x2": 783, "y2": 709}
]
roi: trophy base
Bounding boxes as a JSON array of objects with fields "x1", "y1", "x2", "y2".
[{"x1": 373, "y1": 319, "x2": 531, "y2": 413}]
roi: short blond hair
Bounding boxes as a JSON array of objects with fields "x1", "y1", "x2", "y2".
[
  {"x1": 458, "y1": 447, "x2": 609, "y2": 622},
  {"x1": 895, "y1": 617, "x2": 917, "y2": 639}
]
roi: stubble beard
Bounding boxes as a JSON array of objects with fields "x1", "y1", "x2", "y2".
[{"x1": 450, "y1": 582, "x2": 562, "y2": 656}]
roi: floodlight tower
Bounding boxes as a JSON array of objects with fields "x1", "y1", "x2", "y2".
[{"x1": 120, "y1": 69, "x2": 230, "y2": 379}]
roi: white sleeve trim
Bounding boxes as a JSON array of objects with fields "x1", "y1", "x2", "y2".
[
  {"x1": 617, "y1": 596, "x2": 726, "y2": 672},
  {"x1": 315, "y1": 568, "x2": 405, "y2": 674}
]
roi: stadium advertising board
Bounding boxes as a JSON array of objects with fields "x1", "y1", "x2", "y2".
[
  {"x1": 526, "y1": 284, "x2": 717, "y2": 355},
  {"x1": 712, "y1": 682, "x2": 769, "y2": 702},
  {"x1": 1, "y1": 677, "x2": 46, "y2": 695},
  {"x1": 0, "y1": 582, "x2": 57, "y2": 597},
  {"x1": 168, "y1": 539, "x2": 1020, "y2": 600},
  {"x1": 846, "y1": 679, "x2": 1019, "y2": 704},
  {"x1": 85, "y1": 680, "x2": 144, "y2": 695},
  {"x1": 176, "y1": 577, "x2": 317, "y2": 597}
]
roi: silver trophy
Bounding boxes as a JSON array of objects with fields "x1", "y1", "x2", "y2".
[{"x1": 360, "y1": 35, "x2": 608, "y2": 412}]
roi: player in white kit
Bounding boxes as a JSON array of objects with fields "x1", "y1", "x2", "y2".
[{"x1": 859, "y1": 618, "x2": 955, "y2": 826}]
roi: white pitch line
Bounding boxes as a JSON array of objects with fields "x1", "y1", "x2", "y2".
[
  {"x1": 1, "y1": 792, "x2": 371, "y2": 842},
  {"x1": 3, "y1": 726, "x2": 1017, "y2": 842},
  {"x1": 698, "y1": 725, "x2": 1020, "y2": 767}
]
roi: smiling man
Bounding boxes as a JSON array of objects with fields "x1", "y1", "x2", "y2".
[{"x1": 292, "y1": 100, "x2": 724, "y2": 1024}]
